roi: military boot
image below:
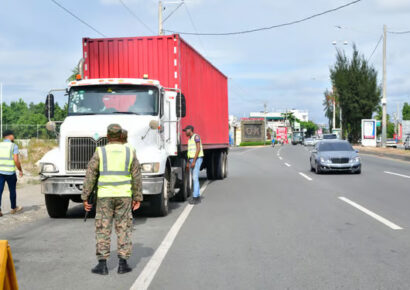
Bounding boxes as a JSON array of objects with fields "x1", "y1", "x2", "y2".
[
  {"x1": 91, "y1": 259, "x2": 108, "y2": 275},
  {"x1": 118, "y1": 258, "x2": 132, "y2": 274}
]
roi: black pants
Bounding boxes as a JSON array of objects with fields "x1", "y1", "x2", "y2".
[{"x1": 0, "y1": 173, "x2": 17, "y2": 210}]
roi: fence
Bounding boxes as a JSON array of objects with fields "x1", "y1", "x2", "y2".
[{"x1": 1, "y1": 124, "x2": 62, "y2": 139}]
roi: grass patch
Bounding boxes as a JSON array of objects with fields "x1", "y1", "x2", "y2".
[
  {"x1": 20, "y1": 139, "x2": 58, "y2": 175},
  {"x1": 239, "y1": 141, "x2": 273, "y2": 146}
]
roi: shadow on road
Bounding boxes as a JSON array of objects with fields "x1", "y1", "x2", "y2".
[{"x1": 107, "y1": 242, "x2": 155, "y2": 271}]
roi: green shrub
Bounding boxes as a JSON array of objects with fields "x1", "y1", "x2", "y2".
[{"x1": 239, "y1": 141, "x2": 273, "y2": 146}]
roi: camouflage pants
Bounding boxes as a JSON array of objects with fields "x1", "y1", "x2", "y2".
[{"x1": 95, "y1": 197, "x2": 133, "y2": 260}]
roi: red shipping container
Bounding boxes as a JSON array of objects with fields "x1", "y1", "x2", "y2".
[{"x1": 82, "y1": 34, "x2": 229, "y2": 149}]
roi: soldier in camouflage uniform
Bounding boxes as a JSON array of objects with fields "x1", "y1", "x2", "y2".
[{"x1": 82, "y1": 124, "x2": 142, "y2": 275}]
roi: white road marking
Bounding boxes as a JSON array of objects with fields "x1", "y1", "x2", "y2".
[
  {"x1": 384, "y1": 171, "x2": 410, "y2": 179},
  {"x1": 338, "y1": 196, "x2": 403, "y2": 230},
  {"x1": 130, "y1": 181, "x2": 211, "y2": 290},
  {"x1": 284, "y1": 162, "x2": 291, "y2": 167},
  {"x1": 279, "y1": 156, "x2": 283, "y2": 160},
  {"x1": 299, "y1": 172, "x2": 312, "y2": 181}
]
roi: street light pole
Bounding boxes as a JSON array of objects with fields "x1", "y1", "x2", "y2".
[{"x1": 381, "y1": 24, "x2": 387, "y2": 147}]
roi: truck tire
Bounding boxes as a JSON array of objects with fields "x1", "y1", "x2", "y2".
[
  {"x1": 223, "y1": 152, "x2": 228, "y2": 178},
  {"x1": 45, "y1": 195, "x2": 69, "y2": 218},
  {"x1": 214, "y1": 151, "x2": 225, "y2": 180},
  {"x1": 175, "y1": 159, "x2": 192, "y2": 201},
  {"x1": 206, "y1": 152, "x2": 215, "y2": 180},
  {"x1": 151, "y1": 171, "x2": 170, "y2": 216}
]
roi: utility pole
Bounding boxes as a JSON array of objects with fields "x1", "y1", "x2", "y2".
[
  {"x1": 332, "y1": 99, "x2": 336, "y2": 132},
  {"x1": 158, "y1": 0, "x2": 164, "y2": 35},
  {"x1": 340, "y1": 106, "x2": 343, "y2": 139},
  {"x1": 381, "y1": 24, "x2": 387, "y2": 147},
  {"x1": 264, "y1": 103, "x2": 267, "y2": 143}
]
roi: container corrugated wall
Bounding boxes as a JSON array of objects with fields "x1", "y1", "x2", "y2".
[{"x1": 83, "y1": 35, "x2": 228, "y2": 148}]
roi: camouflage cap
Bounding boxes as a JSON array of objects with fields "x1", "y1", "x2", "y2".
[{"x1": 107, "y1": 123, "x2": 122, "y2": 139}]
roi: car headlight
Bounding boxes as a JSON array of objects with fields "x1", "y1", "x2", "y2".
[
  {"x1": 141, "y1": 163, "x2": 160, "y2": 173},
  {"x1": 350, "y1": 157, "x2": 360, "y2": 163},
  {"x1": 320, "y1": 157, "x2": 329, "y2": 163},
  {"x1": 40, "y1": 163, "x2": 58, "y2": 173}
]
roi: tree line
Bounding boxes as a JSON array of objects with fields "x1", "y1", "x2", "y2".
[
  {"x1": 2, "y1": 99, "x2": 67, "y2": 139},
  {"x1": 325, "y1": 46, "x2": 410, "y2": 142}
]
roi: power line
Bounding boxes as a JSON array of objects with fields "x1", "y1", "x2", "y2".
[
  {"x1": 118, "y1": 0, "x2": 155, "y2": 34},
  {"x1": 163, "y1": 2, "x2": 184, "y2": 23},
  {"x1": 388, "y1": 30, "x2": 410, "y2": 35},
  {"x1": 165, "y1": 0, "x2": 363, "y2": 36},
  {"x1": 368, "y1": 34, "x2": 383, "y2": 62},
  {"x1": 184, "y1": 3, "x2": 208, "y2": 56},
  {"x1": 50, "y1": 0, "x2": 107, "y2": 37}
]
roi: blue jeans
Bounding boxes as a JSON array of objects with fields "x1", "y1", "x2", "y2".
[
  {"x1": 189, "y1": 158, "x2": 203, "y2": 198},
  {"x1": 0, "y1": 173, "x2": 17, "y2": 210}
]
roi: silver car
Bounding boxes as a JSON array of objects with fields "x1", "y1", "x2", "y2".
[{"x1": 310, "y1": 140, "x2": 361, "y2": 174}]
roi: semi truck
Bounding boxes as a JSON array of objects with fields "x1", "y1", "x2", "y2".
[{"x1": 39, "y1": 35, "x2": 229, "y2": 218}]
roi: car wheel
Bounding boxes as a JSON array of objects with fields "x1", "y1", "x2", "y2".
[{"x1": 315, "y1": 162, "x2": 322, "y2": 174}]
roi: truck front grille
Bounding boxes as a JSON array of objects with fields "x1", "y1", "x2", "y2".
[
  {"x1": 67, "y1": 137, "x2": 108, "y2": 171},
  {"x1": 331, "y1": 158, "x2": 349, "y2": 164}
]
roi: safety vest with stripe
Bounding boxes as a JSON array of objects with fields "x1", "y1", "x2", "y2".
[
  {"x1": 0, "y1": 142, "x2": 16, "y2": 173},
  {"x1": 187, "y1": 134, "x2": 204, "y2": 159},
  {"x1": 97, "y1": 144, "x2": 132, "y2": 198}
]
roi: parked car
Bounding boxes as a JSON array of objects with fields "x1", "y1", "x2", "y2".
[
  {"x1": 310, "y1": 140, "x2": 361, "y2": 174},
  {"x1": 304, "y1": 138, "x2": 315, "y2": 146},
  {"x1": 386, "y1": 139, "x2": 398, "y2": 148},
  {"x1": 404, "y1": 134, "x2": 410, "y2": 150}
]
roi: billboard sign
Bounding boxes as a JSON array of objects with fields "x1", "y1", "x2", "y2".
[
  {"x1": 241, "y1": 120, "x2": 265, "y2": 142},
  {"x1": 276, "y1": 127, "x2": 288, "y2": 143},
  {"x1": 361, "y1": 119, "x2": 377, "y2": 147}
]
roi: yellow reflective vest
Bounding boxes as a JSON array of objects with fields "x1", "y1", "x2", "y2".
[
  {"x1": 187, "y1": 134, "x2": 204, "y2": 159},
  {"x1": 0, "y1": 142, "x2": 16, "y2": 173},
  {"x1": 97, "y1": 144, "x2": 132, "y2": 198}
]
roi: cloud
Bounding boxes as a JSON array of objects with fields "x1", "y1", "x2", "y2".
[{"x1": 376, "y1": 0, "x2": 410, "y2": 11}]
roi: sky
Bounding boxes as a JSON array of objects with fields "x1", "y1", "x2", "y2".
[{"x1": 1, "y1": 0, "x2": 410, "y2": 123}]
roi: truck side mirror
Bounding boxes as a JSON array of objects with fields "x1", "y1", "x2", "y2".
[
  {"x1": 45, "y1": 94, "x2": 55, "y2": 119},
  {"x1": 176, "y1": 93, "x2": 186, "y2": 118}
]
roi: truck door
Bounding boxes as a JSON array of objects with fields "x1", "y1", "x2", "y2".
[{"x1": 161, "y1": 90, "x2": 178, "y2": 156}]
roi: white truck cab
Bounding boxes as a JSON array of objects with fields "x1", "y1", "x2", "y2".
[{"x1": 40, "y1": 77, "x2": 190, "y2": 218}]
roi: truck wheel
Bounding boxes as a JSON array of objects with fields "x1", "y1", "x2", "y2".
[
  {"x1": 206, "y1": 152, "x2": 215, "y2": 180},
  {"x1": 151, "y1": 171, "x2": 170, "y2": 216},
  {"x1": 223, "y1": 152, "x2": 228, "y2": 178},
  {"x1": 45, "y1": 195, "x2": 69, "y2": 218},
  {"x1": 214, "y1": 151, "x2": 224, "y2": 180},
  {"x1": 175, "y1": 159, "x2": 191, "y2": 201}
]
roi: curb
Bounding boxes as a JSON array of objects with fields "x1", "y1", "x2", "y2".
[{"x1": 358, "y1": 150, "x2": 410, "y2": 162}]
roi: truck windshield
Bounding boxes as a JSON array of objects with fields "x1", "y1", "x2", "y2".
[{"x1": 68, "y1": 85, "x2": 159, "y2": 116}]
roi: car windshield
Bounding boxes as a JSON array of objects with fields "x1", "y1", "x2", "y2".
[
  {"x1": 318, "y1": 142, "x2": 353, "y2": 152},
  {"x1": 68, "y1": 85, "x2": 159, "y2": 116}
]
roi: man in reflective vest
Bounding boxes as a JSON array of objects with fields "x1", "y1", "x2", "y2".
[
  {"x1": 0, "y1": 130, "x2": 23, "y2": 217},
  {"x1": 82, "y1": 124, "x2": 142, "y2": 275},
  {"x1": 183, "y1": 125, "x2": 204, "y2": 204}
]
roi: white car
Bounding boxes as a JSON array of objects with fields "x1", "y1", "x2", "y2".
[{"x1": 304, "y1": 138, "x2": 315, "y2": 146}]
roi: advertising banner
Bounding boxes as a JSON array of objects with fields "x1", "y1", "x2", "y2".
[{"x1": 361, "y1": 119, "x2": 377, "y2": 147}]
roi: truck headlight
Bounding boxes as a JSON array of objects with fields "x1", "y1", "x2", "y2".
[
  {"x1": 141, "y1": 163, "x2": 160, "y2": 173},
  {"x1": 40, "y1": 163, "x2": 58, "y2": 173}
]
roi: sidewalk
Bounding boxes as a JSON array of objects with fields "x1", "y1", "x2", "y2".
[{"x1": 354, "y1": 146, "x2": 410, "y2": 162}]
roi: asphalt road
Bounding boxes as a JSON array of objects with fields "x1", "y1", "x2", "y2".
[{"x1": 2, "y1": 145, "x2": 410, "y2": 290}]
